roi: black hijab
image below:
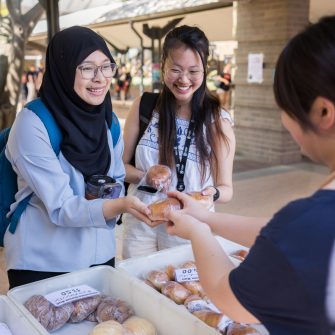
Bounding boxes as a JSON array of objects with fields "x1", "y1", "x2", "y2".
[{"x1": 39, "y1": 26, "x2": 115, "y2": 180}]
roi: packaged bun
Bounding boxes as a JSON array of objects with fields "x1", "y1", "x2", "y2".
[
  {"x1": 69, "y1": 295, "x2": 102, "y2": 323},
  {"x1": 24, "y1": 295, "x2": 74, "y2": 332},
  {"x1": 187, "y1": 191, "x2": 212, "y2": 209},
  {"x1": 184, "y1": 294, "x2": 209, "y2": 313},
  {"x1": 161, "y1": 281, "x2": 192, "y2": 304},
  {"x1": 165, "y1": 264, "x2": 176, "y2": 281},
  {"x1": 192, "y1": 310, "x2": 224, "y2": 328},
  {"x1": 182, "y1": 281, "x2": 205, "y2": 296},
  {"x1": 180, "y1": 260, "x2": 196, "y2": 269},
  {"x1": 148, "y1": 197, "x2": 181, "y2": 221},
  {"x1": 145, "y1": 165, "x2": 171, "y2": 191},
  {"x1": 230, "y1": 249, "x2": 249, "y2": 262},
  {"x1": 226, "y1": 322, "x2": 264, "y2": 335},
  {"x1": 123, "y1": 316, "x2": 157, "y2": 335},
  {"x1": 146, "y1": 270, "x2": 169, "y2": 290},
  {"x1": 89, "y1": 320, "x2": 129, "y2": 335},
  {"x1": 96, "y1": 297, "x2": 134, "y2": 324}
]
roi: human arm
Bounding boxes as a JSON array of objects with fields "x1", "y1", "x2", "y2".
[
  {"x1": 122, "y1": 96, "x2": 145, "y2": 184},
  {"x1": 202, "y1": 117, "x2": 235, "y2": 204},
  {"x1": 168, "y1": 191, "x2": 269, "y2": 247},
  {"x1": 165, "y1": 210, "x2": 259, "y2": 323}
]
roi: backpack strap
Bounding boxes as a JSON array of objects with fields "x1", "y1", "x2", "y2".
[
  {"x1": 110, "y1": 111, "x2": 121, "y2": 148},
  {"x1": 129, "y1": 92, "x2": 159, "y2": 166},
  {"x1": 8, "y1": 98, "x2": 62, "y2": 235}
]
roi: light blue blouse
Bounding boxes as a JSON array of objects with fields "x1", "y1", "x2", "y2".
[{"x1": 4, "y1": 107, "x2": 125, "y2": 272}]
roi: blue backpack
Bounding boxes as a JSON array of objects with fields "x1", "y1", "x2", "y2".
[{"x1": 0, "y1": 98, "x2": 121, "y2": 247}]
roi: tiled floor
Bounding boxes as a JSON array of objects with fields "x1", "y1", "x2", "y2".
[{"x1": 0, "y1": 161, "x2": 328, "y2": 295}]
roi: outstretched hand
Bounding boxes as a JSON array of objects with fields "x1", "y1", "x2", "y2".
[{"x1": 125, "y1": 195, "x2": 152, "y2": 225}]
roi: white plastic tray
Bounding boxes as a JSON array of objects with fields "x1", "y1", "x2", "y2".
[
  {"x1": 0, "y1": 295, "x2": 41, "y2": 335},
  {"x1": 117, "y1": 236, "x2": 248, "y2": 334},
  {"x1": 117, "y1": 236, "x2": 246, "y2": 278},
  {"x1": 7, "y1": 265, "x2": 219, "y2": 335}
]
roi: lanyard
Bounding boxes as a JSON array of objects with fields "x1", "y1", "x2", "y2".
[{"x1": 174, "y1": 118, "x2": 195, "y2": 192}]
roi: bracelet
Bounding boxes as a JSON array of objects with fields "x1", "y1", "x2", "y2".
[{"x1": 213, "y1": 186, "x2": 220, "y2": 202}]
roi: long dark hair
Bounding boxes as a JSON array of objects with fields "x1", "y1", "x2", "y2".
[
  {"x1": 156, "y1": 25, "x2": 230, "y2": 183},
  {"x1": 274, "y1": 16, "x2": 335, "y2": 131}
]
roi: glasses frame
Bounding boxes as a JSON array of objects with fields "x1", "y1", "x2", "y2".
[
  {"x1": 77, "y1": 62, "x2": 117, "y2": 80},
  {"x1": 165, "y1": 67, "x2": 204, "y2": 81}
]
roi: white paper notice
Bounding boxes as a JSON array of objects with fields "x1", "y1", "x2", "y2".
[
  {"x1": 175, "y1": 267, "x2": 199, "y2": 282},
  {"x1": 247, "y1": 53, "x2": 264, "y2": 83},
  {"x1": 44, "y1": 284, "x2": 100, "y2": 307}
]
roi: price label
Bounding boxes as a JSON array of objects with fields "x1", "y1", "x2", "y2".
[
  {"x1": 44, "y1": 285, "x2": 100, "y2": 307},
  {"x1": 175, "y1": 267, "x2": 199, "y2": 282}
]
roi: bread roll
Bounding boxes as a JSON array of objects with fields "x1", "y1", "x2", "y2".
[
  {"x1": 96, "y1": 297, "x2": 134, "y2": 324},
  {"x1": 24, "y1": 295, "x2": 53, "y2": 329},
  {"x1": 165, "y1": 264, "x2": 176, "y2": 281},
  {"x1": 230, "y1": 249, "x2": 249, "y2": 262},
  {"x1": 226, "y1": 322, "x2": 263, "y2": 335},
  {"x1": 146, "y1": 270, "x2": 169, "y2": 290},
  {"x1": 89, "y1": 320, "x2": 128, "y2": 335},
  {"x1": 69, "y1": 295, "x2": 102, "y2": 323},
  {"x1": 123, "y1": 316, "x2": 157, "y2": 335},
  {"x1": 182, "y1": 281, "x2": 205, "y2": 297},
  {"x1": 187, "y1": 191, "x2": 212, "y2": 209},
  {"x1": 161, "y1": 281, "x2": 192, "y2": 304},
  {"x1": 145, "y1": 165, "x2": 171, "y2": 191},
  {"x1": 184, "y1": 294, "x2": 209, "y2": 313},
  {"x1": 148, "y1": 197, "x2": 181, "y2": 221},
  {"x1": 192, "y1": 310, "x2": 223, "y2": 328}
]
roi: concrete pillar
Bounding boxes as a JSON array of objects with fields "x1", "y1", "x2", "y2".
[{"x1": 233, "y1": 0, "x2": 309, "y2": 164}]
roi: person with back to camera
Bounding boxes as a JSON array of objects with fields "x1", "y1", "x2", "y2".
[
  {"x1": 162, "y1": 16, "x2": 335, "y2": 335},
  {"x1": 4, "y1": 26, "x2": 150, "y2": 289},
  {"x1": 122, "y1": 25, "x2": 235, "y2": 259}
]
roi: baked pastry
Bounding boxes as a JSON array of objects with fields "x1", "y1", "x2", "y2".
[
  {"x1": 165, "y1": 264, "x2": 176, "y2": 281},
  {"x1": 226, "y1": 322, "x2": 263, "y2": 335},
  {"x1": 230, "y1": 249, "x2": 249, "y2": 262},
  {"x1": 123, "y1": 316, "x2": 157, "y2": 335},
  {"x1": 184, "y1": 294, "x2": 209, "y2": 313},
  {"x1": 192, "y1": 310, "x2": 224, "y2": 328},
  {"x1": 148, "y1": 197, "x2": 181, "y2": 221},
  {"x1": 182, "y1": 281, "x2": 205, "y2": 297},
  {"x1": 161, "y1": 281, "x2": 192, "y2": 304},
  {"x1": 89, "y1": 320, "x2": 125, "y2": 335},
  {"x1": 145, "y1": 165, "x2": 171, "y2": 191},
  {"x1": 187, "y1": 191, "x2": 212, "y2": 209},
  {"x1": 146, "y1": 270, "x2": 170, "y2": 290},
  {"x1": 69, "y1": 295, "x2": 102, "y2": 323},
  {"x1": 96, "y1": 296, "x2": 134, "y2": 324}
]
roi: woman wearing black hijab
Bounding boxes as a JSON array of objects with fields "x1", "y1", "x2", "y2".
[{"x1": 5, "y1": 26, "x2": 150, "y2": 288}]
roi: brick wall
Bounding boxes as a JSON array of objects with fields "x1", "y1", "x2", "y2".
[{"x1": 234, "y1": 0, "x2": 309, "y2": 163}]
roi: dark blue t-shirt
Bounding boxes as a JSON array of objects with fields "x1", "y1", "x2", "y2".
[{"x1": 229, "y1": 190, "x2": 335, "y2": 335}]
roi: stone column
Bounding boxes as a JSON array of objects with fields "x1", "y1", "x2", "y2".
[{"x1": 233, "y1": 0, "x2": 309, "y2": 164}]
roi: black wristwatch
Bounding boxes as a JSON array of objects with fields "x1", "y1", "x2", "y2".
[{"x1": 213, "y1": 187, "x2": 220, "y2": 202}]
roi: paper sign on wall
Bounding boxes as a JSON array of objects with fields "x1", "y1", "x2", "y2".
[{"x1": 247, "y1": 53, "x2": 264, "y2": 83}]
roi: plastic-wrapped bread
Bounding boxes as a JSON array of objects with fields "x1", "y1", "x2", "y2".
[
  {"x1": 192, "y1": 310, "x2": 224, "y2": 328},
  {"x1": 96, "y1": 297, "x2": 134, "y2": 324},
  {"x1": 226, "y1": 322, "x2": 264, "y2": 335},
  {"x1": 145, "y1": 165, "x2": 171, "y2": 192},
  {"x1": 89, "y1": 320, "x2": 130, "y2": 335},
  {"x1": 143, "y1": 279, "x2": 159, "y2": 291},
  {"x1": 24, "y1": 295, "x2": 53, "y2": 329},
  {"x1": 146, "y1": 270, "x2": 169, "y2": 290},
  {"x1": 180, "y1": 260, "x2": 196, "y2": 268},
  {"x1": 123, "y1": 316, "x2": 157, "y2": 335},
  {"x1": 184, "y1": 294, "x2": 210, "y2": 313},
  {"x1": 24, "y1": 295, "x2": 74, "y2": 332},
  {"x1": 161, "y1": 281, "x2": 192, "y2": 304},
  {"x1": 148, "y1": 197, "x2": 181, "y2": 221},
  {"x1": 187, "y1": 191, "x2": 212, "y2": 209},
  {"x1": 182, "y1": 281, "x2": 205, "y2": 297},
  {"x1": 165, "y1": 264, "x2": 176, "y2": 281},
  {"x1": 69, "y1": 295, "x2": 102, "y2": 323},
  {"x1": 230, "y1": 249, "x2": 249, "y2": 262}
]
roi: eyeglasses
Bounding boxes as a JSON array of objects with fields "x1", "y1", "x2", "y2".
[
  {"x1": 77, "y1": 62, "x2": 117, "y2": 79},
  {"x1": 165, "y1": 68, "x2": 204, "y2": 80}
]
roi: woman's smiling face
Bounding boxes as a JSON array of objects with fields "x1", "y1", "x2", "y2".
[
  {"x1": 163, "y1": 46, "x2": 204, "y2": 104},
  {"x1": 74, "y1": 50, "x2": 112, "y2": 106}
]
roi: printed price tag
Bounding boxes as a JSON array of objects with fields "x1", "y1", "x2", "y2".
[
  {"x1": 175, "y1": 267, "x2": 199, "y2": 282},
  {"x1": 44, "y1": 284, "x2": 100, "y2": 307}
]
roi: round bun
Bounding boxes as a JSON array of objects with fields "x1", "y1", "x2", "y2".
[
  {"x1": 146, "y1": 165, "x2": 171, "y2": 189},
  {"x1": 187, "y1": 192, "x2": 212, "y2": 209},
  {"x1": 148, "y1": 197, "x2": 181, "y2": 221}
]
